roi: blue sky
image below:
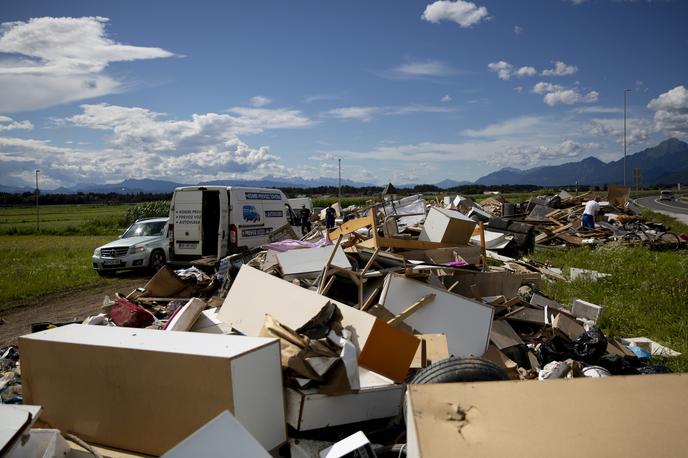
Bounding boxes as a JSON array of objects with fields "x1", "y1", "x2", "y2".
[{"x1": 1, "y1": 0, "x2": 687, "y2": 188}]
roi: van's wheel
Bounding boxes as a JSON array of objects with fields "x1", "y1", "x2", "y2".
[
  {"x1": 403, "y1": 357, "x2": 509, "y2": 423},
  {"x1": 149, "y1": 250, "x2": 166, "y2": 273}
]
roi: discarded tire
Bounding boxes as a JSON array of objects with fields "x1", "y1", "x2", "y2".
[
  {"x1": 408, "y1": 356, "x2": 510, "y2": 385},
  {"x1": 403, "y1": 357, "x2": 509, "y2": 424}
]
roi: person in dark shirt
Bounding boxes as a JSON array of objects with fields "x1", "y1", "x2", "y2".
[
  {"x1": 325, "y1": 205, "x2": 336, "y2": 230},
  {"x1": 300, "y1": 205, "x2": 312, "y2": 235}
]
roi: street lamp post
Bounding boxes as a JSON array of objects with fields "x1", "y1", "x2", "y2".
[
  {"x1": 338, "y1": 158, "x2": 342, "y2": 208},
  {"x1": 35, "y1": 169, "x2": 40, "y2": 231},
  {"x1": 623, "y1": 89, "x2": 631, "y2": 187}
]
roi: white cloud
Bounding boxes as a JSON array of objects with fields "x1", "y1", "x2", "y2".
[
  {"x1": 515, "y1": 66, "x2": 537, "y2": 77},
  {"x1": 572, "y1": 106, "x2": 624, "y2": 114},
  {"x1": 0, "y1": 17, "x2": 174, "y2": 112},
  {"x1": 462, "y1": 116, "x2": 544, "y2": 137},
  {"x1": 249, "y1": 96, "x2": 272, "y2": 107},
  {"x1": 309, "y1": 152, "x2": 338, "y2": 161},
  {"x1": 488, "y1": 61, "x2": 537, "y2": 80},
  {"x1": 392, "y1": 59, "x2": 456, "y2": 77},
  {"x1": 0, "y1": 102, "x2": 320, "y2": 187},
  {"x1": 322, "y1": 105, "x2": 454, "y2": 122},
  {"x1": 564, "y1": 0, "x2": 589, "y2": 5},
  {"x1": 586, "y1": 117, "x2": 653, "y2": 145},
  {"x1": 491, "y1": 140, "x2": 598, "y2": 167},
  {"x1": 441, "y1": 94, "x2": 452, "y2": 102},
  {"x1": 225, "y1": 106, "x2": 313, "y2": 132},
  {"x1": 421, "y1": 1, "x2": 490, "y2": 28},
  {"x1": 542, "y1": 61, "x2": 578, "y2": 76},
  {"x1": 0, "y1": 116, "x2": 33, "y2": 131},
  {"x1": 303, "y1": 94, "x2": 342, "y2": 104},
  {"x1": 514, "y1": 25, "x2": 523, "y2": 34},
  {"x1": 647, "y1": 85, "x2": 688, "y2": 136},
  {"x1": 488, "y1": 61, "x2": 513, "y2": 80},
  {"x1": 532, "y1": 82, "x2": 564, "y2": 94},
  {"x1": 324, "y1": 106, "x2": 380, "y2": 122},
  {"x1": 532, "y1": 81, "x2": 598, "y2": 106}
]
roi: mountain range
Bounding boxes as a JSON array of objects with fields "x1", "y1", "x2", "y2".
[
  {"x1": 2, "y1": 138, "x2": 686, "y2": 194},
  {"x1": 475, "y1": 138, "x2": 688, "y2": 186}
]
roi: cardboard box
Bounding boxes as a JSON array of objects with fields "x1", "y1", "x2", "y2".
[
  {"x1": 285, "y1": 369, "x2": 402, "y2": 431},
  {"x1": 406, "y1": 374, "x2": 688, "y2": 458},
  {"x1": 418, "y1": 207, "x2": 477, "y2": 245},
  {"x1": 218, "y1": 266, "x2": 417, "y2": 381},
  {"x1": 380, "y1": 275, "x2": 493, "y2": 357},
  {"x1": 20, "y1": 325, "x2": 285, "y2": 456}
]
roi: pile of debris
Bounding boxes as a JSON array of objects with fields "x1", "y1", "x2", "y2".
[{"x1": 2, "y1": 190, "x2": 685, "y2": 457}]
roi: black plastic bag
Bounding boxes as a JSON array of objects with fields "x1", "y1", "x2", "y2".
[
  {"x1": 538, "y1": 336, "x2": 575, "y2": 365},
  {"x1": 573, "y1": 328, "x2": 608, "y2": 363}
]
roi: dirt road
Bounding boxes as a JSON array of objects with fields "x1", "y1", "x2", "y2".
[{"x1": 0, "y1": 277, "x2": 147, "y2": 347}]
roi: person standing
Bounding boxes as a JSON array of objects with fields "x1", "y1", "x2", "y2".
[
  {"x1": 582, "y1": 196, "x2": 601, "y2": 230},
  {"x1": 300, "y1": 205, "x2": 312, "y2": 235},
  {"x1": 325, "y1": 205, "x2": 336, "y2": 230}
]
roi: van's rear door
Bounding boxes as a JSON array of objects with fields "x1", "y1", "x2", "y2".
[{"x1": 173, "y1": 189, "x2": 203, "y2": 256}]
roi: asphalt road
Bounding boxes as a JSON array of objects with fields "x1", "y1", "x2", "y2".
[{"x1": 636, "y1": 195, "x2": 688, "y2": 215}]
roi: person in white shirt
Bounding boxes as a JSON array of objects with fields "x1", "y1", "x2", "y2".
[{"x1": 582, "y1": 196, "x2": 601, "y2": 230}]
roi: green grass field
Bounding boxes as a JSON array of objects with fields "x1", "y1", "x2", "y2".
[
  {"x1": 530, "y1": 244, "x2": 688, "y2": 372},
  {"x1": 0, "y1": 204, "x2": 132, "y2": 235},
  {"x1": 0, "y1": 235, "x2": 126, "y2": 308}
]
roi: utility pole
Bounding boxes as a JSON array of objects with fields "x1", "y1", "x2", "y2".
[
  {"x1": 337, "y1": 158, "x2": 342, "y2": 208},
  {"x1": 623, "y1": 88, "x2": 631, "y2": 187},
  {"x1": 35, "y1": 169, "x2": 40, "y2": 231}
]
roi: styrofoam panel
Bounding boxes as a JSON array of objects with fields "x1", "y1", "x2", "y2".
[
  {"x1": 275, "y1": 245, "x2": 351, "y2": 275},
  {"x1": 380, "y1": 275, "x2": 493, "y2": 357},
  {"x1": 162, "y1": 411, "x2": 271, "y2": 458}
]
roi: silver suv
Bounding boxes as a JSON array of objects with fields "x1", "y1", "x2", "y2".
[{"x1": 92, "y1": 217, "x2": 169, "y2": 275}]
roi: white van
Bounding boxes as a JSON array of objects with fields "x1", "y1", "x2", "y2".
[
  {"x1": 288, "y1": 197, "x2": 314, "y2": 213},
  {"x1": 168, "y1": 186, "x2": 301, "y2": 261}
]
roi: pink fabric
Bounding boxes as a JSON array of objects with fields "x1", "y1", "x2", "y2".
[{"x1": 262, "y1": 235, "x2": 332, "y2": 252}]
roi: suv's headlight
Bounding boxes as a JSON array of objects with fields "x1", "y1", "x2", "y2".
[
  {"x1": 130, "y1": 245, "x2": 146, "y2": 254},
  {"x1": 93, "y1": 248, "x2": 101, "y2": 256}
]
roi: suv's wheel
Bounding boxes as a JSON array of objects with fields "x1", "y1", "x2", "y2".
[{"x1": 149, "y1": 249, "x2": 166, "y2": 273}]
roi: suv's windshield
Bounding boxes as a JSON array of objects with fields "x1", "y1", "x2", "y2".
[{"x1": 122, "y1": 221, "x2": 166, "y2": 238}]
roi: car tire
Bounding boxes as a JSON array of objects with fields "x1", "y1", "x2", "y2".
[
  {"x1": 149, "y1": 249, "x2": 166, "y2": 273},
  {"x1": 403, "y1": 357, "x2": 509, "y2": 424}
]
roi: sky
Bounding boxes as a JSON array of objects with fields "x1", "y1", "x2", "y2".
[{"x1": 1, "y1": 0, "x2": 687, "y2": 189}]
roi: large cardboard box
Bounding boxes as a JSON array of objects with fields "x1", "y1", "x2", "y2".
[
  {"x1": 20, "y1": 325, "x2": 285, "y2": 456},
  {"x1": 218, "y1": 265, "x2": 418, "y2": 381},
  {"x1": 406, "y1": 374, "x2": 688, "y2": 458},
  {"x1": 418, "y1": 207, "x2": 477, "y2": 245},
  {"x1": 380, "y1": 274, "x2": 493, "y2": 357}
]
